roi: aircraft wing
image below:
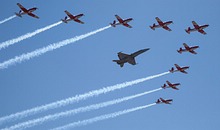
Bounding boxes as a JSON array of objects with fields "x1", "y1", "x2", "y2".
[
  {"x1": 166, "y1": 81, "x2": 171, "y2": 86},
  {"x1": 192, "y1": 21, "x2": 199, "y2": 28},
  {"x1": 198, "y1": 29, "x2": 207, "y2": 35},
  {"x1": 166, "y1": 99, "x2": 173, "y2": 102},
  {"x1": 162, "y1": 26, "x2": 171, "y2": 31},
  {"x1": 127, "y1": 57, "x2": 136, "y2": 65},
  {"x1": 75, "y1": 14, "x2": 84, "y2": 19},
  {"x1": 172, "y1": 86, "x2": 179, "y2": 90},
  {"x1": 183, "y1": 43, "x2": 190, "y2": 49},
  {"x1": 155, "y1": 17, "x2": 163, "y2": 25},
  {"x1": 174, "y1": 64, "x2": 181, "y2": 69},
  {"x1": 180, "y1": 70, "x2": 188, "y2": 74},
  {"x1": 74, "y1": 19, "x2": 84, "y2": 24},
  {"x1": 65, "y1": 10, "x2": 74, "y2": 19},
  {"x1": 123, "y1": 23, "x2": 132, "y2": 28},
  {"x1": 191, "y1": 46, "x2": 199, "y2": 49},
  {"x1": 189, "y1": 50, "x2": 197, "y2": 54},
  {"x1": 117, "y1": 52, "x2": 129, "y2": 60},
  {"x1": 17, "y1": 3, "x2": 28, "y2": 12},
  {"x1": 28, "y1": 13, "x2": 39, "y2": 19},
  {"x1": 115, "y1": 15, "x2": 123, "y2": 23}
]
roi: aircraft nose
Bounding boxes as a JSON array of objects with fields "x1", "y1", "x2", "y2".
[{"x1": 142, "y1": 48, "x2": 150, "y2": 52}]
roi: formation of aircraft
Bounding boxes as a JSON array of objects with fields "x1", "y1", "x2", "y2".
[
  {"x1": 162, "y1": 81, "x2": 180, "y2": 90},
  {"x1": 15, "y1": 3, "x2": 39, "y2": 19},
  {"x1": 113, "y1": 48, "x2": 150, "y2": 67},
  {"x1": 169, "y1": 64, "x2": 190, "y2": 74},
  {"x1": 185, "y1": 21, "x2": 209, "y2": 35},
  {"x1": 61, "y1": 10, "x2": 84, "y2": 24},
  {"x1": 177, "y1": 43, "x2": 199, "y2": 54},
  {"x1": 150, "y1": 17, "x2": 173, "y2": 31},
  {"x1": 110, "y1": 15, "x2": 133, "y2": 28},
  {"x1": 12, "y1": 3, "x2": 210, "y2": 109},
  {"x1": 156, "y1": 98, "x2": 173, "y2": 104}
]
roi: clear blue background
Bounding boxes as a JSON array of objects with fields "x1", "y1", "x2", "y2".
[{"x1": 0, "y1": 0, "x2": 219, "y2": 129}]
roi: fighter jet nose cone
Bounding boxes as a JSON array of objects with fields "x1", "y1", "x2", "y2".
[{"x1": 143, "y1": 48, "x2": 150, "y2": 51}]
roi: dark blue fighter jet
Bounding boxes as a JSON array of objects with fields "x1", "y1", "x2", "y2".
[{"x1": 113, "y1": 48, "x2": 150, "y2": 67}]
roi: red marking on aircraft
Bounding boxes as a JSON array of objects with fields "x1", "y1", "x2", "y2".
[
  {"x1": 177, "y1": 43, "x2": 199, "y2": 54},
  {"x1": 169, "y1": 64, "x2": 189, "y2": 74},
  {"x1": 110, "y1": 15, "x2": 133, "y2": 28},
  {"x1": 156, "y1": 98, "x2": 173, "y2": 104},
  {"x1": 162, "y1": 80, "x2": 180, "y2": 90},
  {"x1": 150, "y1": 17, "x2": 173, "y2": 31},
  {"x1": 185, "y1": 21, "x2": 209, "y2": 35},
  {"x1": 15, "y1": 3, "x2": 39, "y2": 19},
  {"x1": 61, "y1": 10, "x2": 84, "y2": 24}
]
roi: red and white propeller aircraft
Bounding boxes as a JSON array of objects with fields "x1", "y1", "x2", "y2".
[
  {"x1": 177, "y1": 43, "x2": 199, "y2": 54},
  {"x1": 110, "y1": 15, "x2": 133, "y2": 28},
  {"x1": 150, "y1": 17, "x2": 173, "y2": 31},
  {"x1": 169, "y1": 64, "x2": 189, "y2": 74},
  {"x1": 15, "y1": 3, "x2": 39, "y2": 19},
  {"x1": 162, "y1": 81, "x2": 181, "y2": 90},
  {"x1": 156, "y1": 98, "x2": 173, "y2": 104},
  {"x1": 185, "y1": 21, "x2": 209, "y2": 35},
  {"x1": 61, "y1": 10, "x2": 84, "y2": 24}
]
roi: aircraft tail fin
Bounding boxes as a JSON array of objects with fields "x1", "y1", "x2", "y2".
[
  {"x1": 15, "y1": 12, "x2": 22, "y2": 17},
  {"x1": 169, "y1": 67, "x2": 174, "y2": 73},
  {"x1": 110, "y1": 20, "x2": 116, "y2": 27},
  {"x1": 150, "y1": 25, "x2": 155, "y2": 30},
  {"x1": 162, "y1": 84, "x2": 167, "y2": 89},
  {"x1": 177, "y1": 48, "x2": 182, "y2": 54},
  {"x1": 185, "y1": 27, "x2": 191, "y2": 34},
  {"x1": 61, "y1": 16, "x2": 68, "y2": 23}
]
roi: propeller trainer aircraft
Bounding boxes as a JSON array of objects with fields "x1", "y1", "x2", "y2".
[
  {"x1": 150, "y1": 17, "x2": 173, "y2": 31},
  {"x1": 15, "y1": 3, "x2": 39, "y2": 19},
  {"x1": 110, "y1": 15, "x2": 133, "y2": 28},
  {"x1": 61, "y1": 10, "x2": 84, "y2": 24}
]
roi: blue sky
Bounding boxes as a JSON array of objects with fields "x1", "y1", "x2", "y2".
[{"x1": 0, "y1": 0, "x2": 220, "y2": 130}]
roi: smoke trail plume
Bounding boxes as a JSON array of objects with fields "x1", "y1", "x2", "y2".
[
  {"x1": 0, "y1": 15, "x2": 16, "y2": 25},
  {"x1": 3, "y1": 88, "x2": 161, "y2": 130},
  {"x1": 0, "y1": 25, "x2": 111, "y2": 69},
  {"x1": 52, "y1": 103, "x2": 156, "y2": 130},
  {"x1": 0, "y1": 72, "x2": 168, "y2": 125},
  {"x1": 0, "y1": 21, "x2": 62, "y2": 50}
]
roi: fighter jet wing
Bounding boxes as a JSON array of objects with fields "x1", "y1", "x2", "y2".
[
  {"x1": 28, "y1": 12, "x2": 39, "y2": 19},
  {"x1": 127, "y1": 57, "x2": 136, "y2": 65},
  {"x1": 17, "y1": 3, "x2": 28, "y2": 12},
  {"x1": 162, "y1": 25, "x2": 171, "y2": 31},
  {"x1": 117, "y1": 52, "x2": 129, "y2": 60}
]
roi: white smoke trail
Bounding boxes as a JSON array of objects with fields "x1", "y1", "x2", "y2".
[
  {"x1": 3, "y1": 88, "x2": 161, "y2": 130},
  {"x1": 0, "y1": 25, "x2": 111, "y2": 69},
  {"x1": 52, "y1": 103, "x2": 156, "y2": 130},
  {"x1": 0, "y1": 71, "x2": 168, "y2": 125},
  {"x1": 0, "y1": 15, "x2": 16, "y2": 25},
  {"x1": 0, "y1": 21, "x2": 62, "y2": 50}
]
